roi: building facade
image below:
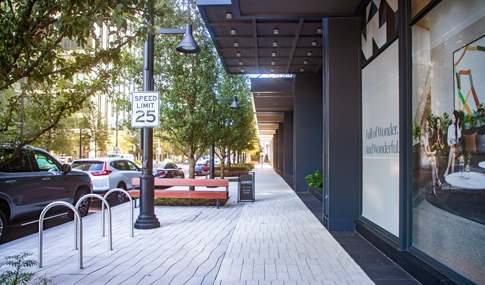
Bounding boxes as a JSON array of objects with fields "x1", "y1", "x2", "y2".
[{"x1": 197, "y1": 0, "x2": 485, "y2": 284}]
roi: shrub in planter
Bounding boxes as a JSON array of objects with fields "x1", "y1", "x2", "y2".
[
  {"x1": 305, "y1": 170, "x2": 323, "y2": 188},
  {"x1": 305, "y1": 170, "x2": 323, "y2": 202}
]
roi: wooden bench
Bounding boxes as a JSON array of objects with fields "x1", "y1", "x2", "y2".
[
  {"x1": 201, "y1": 166, "x2": 248, "y2": 176},
  {"x1": 128, "y1": 178, "x2": 229, "y2": 208}
]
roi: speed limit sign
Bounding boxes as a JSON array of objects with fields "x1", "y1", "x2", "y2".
[{"x1": 131, "y1": 91, "x2": 160, "y2": 128}]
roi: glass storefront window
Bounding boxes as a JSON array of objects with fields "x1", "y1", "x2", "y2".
[{"x1": 411, "y1": 1, "x2": 485, "y2": 283}]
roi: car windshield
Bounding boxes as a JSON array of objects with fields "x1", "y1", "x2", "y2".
[
  {"x1": 71, "y1": 161, "x2": 104, "y2": 171},
  {"x1": 157, "y1": 163, "x2": 168, "y2": 169}
]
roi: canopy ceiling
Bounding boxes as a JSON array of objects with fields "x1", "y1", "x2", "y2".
[
  {"x1": 198, "y1": 0, "x2": 366, "y2": 75},
  {"x1": 197, "y1": 0, "x2": 366, "y2": 139}
]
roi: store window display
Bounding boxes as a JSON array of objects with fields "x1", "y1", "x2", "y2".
[{"x1": 412, "y1": 0, "x2": 485, "y2": 283}]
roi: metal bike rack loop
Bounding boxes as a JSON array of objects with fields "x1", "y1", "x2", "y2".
[
  {"x1": 103, "y1": 188, "x2": 134, "y2": 237},
  {"x1": 39, "y1": 201, "x2": 82, "y2": 269},
  {"x1": 75, "y1": 194, "x2": 112, "y2": 251}
]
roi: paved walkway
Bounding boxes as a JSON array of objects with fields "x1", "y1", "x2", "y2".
[{"x1": 0, "y1": 167, "x2": 373, "y2": 284}]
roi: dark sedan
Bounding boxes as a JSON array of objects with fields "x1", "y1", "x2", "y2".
[
  {"x1": 1, "y1": 146, "x2": 92, "y2": 243},
  {"x1": 153, "y1": 162, "x2": 185, "y2": 178}
]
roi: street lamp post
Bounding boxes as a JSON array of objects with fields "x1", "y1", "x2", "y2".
[
  {"x1": 134, "y1": 14, "x2": 200, "y2": 230},
  {"x1": 209, "y1": 96, "x2": 240, "y2": 180}
]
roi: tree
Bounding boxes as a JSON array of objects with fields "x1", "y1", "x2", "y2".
[
  {"x1": 124, "y1": 0, "x2": 221, "y2": 179},
  {"x1": 31, "y1": 116, "x2": 77, "y2": 155},
  {"x1": 213, "y1": 73, "x2": 254, "y2": 178},
  {"x1": 0, "y1": 0, "x2": 164, "y2": 168}
]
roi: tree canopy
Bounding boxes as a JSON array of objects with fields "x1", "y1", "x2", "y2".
[
  {"x1": 124, "y1": 0, "x2": 222, "y2": 178},
  {"x1": 0, "y1": 0, "x2": 161, "y2": 167}
]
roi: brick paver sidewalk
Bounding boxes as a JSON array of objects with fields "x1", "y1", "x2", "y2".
[{"x1": 0, "y1": 167, "x2": 373, "y2": 284}]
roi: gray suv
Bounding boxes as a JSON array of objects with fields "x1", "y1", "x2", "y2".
[{"x1": 0, "y1": 147, "x2": 92, "y2": 243}]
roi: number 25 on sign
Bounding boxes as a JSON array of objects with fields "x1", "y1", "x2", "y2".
[{"x1": 131, "y1": 91, "x2": 160, "y2": 128}]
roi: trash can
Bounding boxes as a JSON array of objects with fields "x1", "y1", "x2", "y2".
[{"x1": 238, "y1": 172, "x2": 255, "y2": 203}]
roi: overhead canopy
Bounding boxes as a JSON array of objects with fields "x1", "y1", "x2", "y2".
[
  {"x1": 197, "y1": 0, "x2": 366, "y2": 75},
  {"x1": 250, "y1": 77, "x2": 293, "y2": 139},
  {"x1": 197, "y1": 0, "x2": 366, "y2": 139}
]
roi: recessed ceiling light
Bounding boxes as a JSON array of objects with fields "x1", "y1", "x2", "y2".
[
  {"x1": 271, "y1": 52, "x2": 276, "y2": 57},
  {"x1": 234, "y1": 42, "x2": 239, "y2": 47},
  {"x1": 303, "y1": 60, "x2": 308, "y2": 65},
  {"x1": 307, "y1": 51, "x2": 312, "y2": 57},
  {"x1": 271, "y1": 61, "x2": 275, "y2": 66},
  {"x1": 231, "y1": 29, "x2": 236, "y2": 35},
  {"x1": 236, "y1": 52, "x2": 241, "y2": 57},
  {"x1": 274, "y1": 28, "x2": 279, "y2": 35},
  {"x1": 239, "y1": 61, "x2": 243, "y2": 65},
  {"x1": 226, "y1": 12, "x2": 233, "y2": 19},
  {"x1": 240, "y1": 68, "x2": 244, "y2": 72},
  {"x1": 317, "y1": 28, "x2": 323, "y2": 34},
  {"x1": 275, "y1": 102, "x2": 278, "y2": 105},
  {"x1": 312, "y1": 41, "x2": 317, "y2": 47},
  {"x1": 270, "y1": 68, "x2": 275, "y2": 73},
  {"x1": 273, "y1": 41, "x2": 278, "y2": 47},
  {"x1": 300, "y1": 68, "x2": 304, "y2": 72}
]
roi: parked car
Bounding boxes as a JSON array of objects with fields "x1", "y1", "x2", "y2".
[
  {"x1": 0, "y1": 146, "x2": 92, "y2": 243},
  {"x1": 105, "y1": 153, "x2": 135, "y2": 161},
  {"x1": 194, "y1": 159, "x2": 210, "y2": 175},
  {"x1": 55, "y1": 155, "x2": 73, "y2": 164},
  {"x1": 153, "y1": 162, "x2": 185, "y2": 179},
  {"x1": 71, "y1": 158, "x2": 140, "y2": 203}
]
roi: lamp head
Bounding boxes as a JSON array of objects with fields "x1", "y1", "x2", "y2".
[
  {"x1": 230, "y1": 96, "x2": 240, "y2": 109},
  {"x1": 176, "y1": 24, "x2": 201, "y2": 54}
]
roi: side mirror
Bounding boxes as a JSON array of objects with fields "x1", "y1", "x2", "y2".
[
  {"x1": 178, "y1": 167, "x2": 182, "y2": 170},
  {"x1": 62, "y1": 164, "x2": 71, "y2": 173}
]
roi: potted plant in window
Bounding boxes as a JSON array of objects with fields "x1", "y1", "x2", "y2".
[
  {"x1": 305, "y1": 170, "x2": 323, "y2": 202},
  {"x1": 412, "y1": 122, "x2": 421, "y2": 145}
]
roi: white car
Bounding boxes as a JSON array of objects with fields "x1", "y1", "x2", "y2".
[{"x1": 71, "y1": 158, "x2": 141, "y2": 202}]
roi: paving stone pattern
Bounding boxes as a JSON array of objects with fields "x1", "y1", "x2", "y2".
[
  {"x1": 214, "y1": 168, "x2": 373, "y2": 285},
  {"x1": 0, "y1": 166, "x2": 373, "y2": 284}
]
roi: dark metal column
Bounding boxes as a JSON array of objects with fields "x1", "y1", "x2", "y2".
[
  {"x1": 210, "y1": 144, "x2": 215, "y2": 179},
  {"x1": 135, "y1": 14, "x2": 160, "y2": 230},
  {"x1": 398, "y1": 0, "x2": 412, "y2": 250}
]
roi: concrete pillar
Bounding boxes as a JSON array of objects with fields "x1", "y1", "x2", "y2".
[
  {"x1": 278, "y1": 123, "x2": 284, "y2": 171},
  {"x1": 293, "y1": 73, "x2": 323, "y2": 192},
  {"x1": 284, "y1": 111, "x2": 294, "y2": 181},
  {"x1": 323, "y1": 17, "x2": 361, "y2": 230}
]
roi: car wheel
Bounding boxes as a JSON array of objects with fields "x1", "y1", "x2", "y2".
[
  {"x1": 181, "y1": 173, "x2": 185, "y2": 179},
  {"x1": 116, "y1": 183, "x2": 127, "y2": 203},
  {"x1": 0, "y1": 209, "x2": 7, "y2": 244},
  {"x1": 68, "y1": 189, "x2": 90, "y2": 220}
]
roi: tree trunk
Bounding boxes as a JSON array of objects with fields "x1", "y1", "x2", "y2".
[
  {"x1": 220, "y1": 158, "x2": 225, "y2": 179},
  {"x1": 188, "y1": 145, "x2": 196, "y2": 191}
]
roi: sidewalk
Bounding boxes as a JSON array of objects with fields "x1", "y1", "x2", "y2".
[{"x1": 0, "y1": 167, "x2": 373, "y2": 284}]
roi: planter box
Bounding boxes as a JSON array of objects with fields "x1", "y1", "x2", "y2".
[{"x1": 308, "y1": 185, "x2": 323, "y2": 202}]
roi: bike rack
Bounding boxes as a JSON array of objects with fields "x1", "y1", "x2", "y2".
[
  {"x1": 39, "y1": 201, "x2": 82, "y2": 269},
  {"x1": 103, "y1": 188, "x2": 134, "y2": 237},
  {"x1": 75, "y1": 194, "x2": 112, "y2": 251}
]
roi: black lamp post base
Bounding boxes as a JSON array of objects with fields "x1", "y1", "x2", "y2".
[{"x1": 134, "y1": 215, "x2": 160, "y2": 229}]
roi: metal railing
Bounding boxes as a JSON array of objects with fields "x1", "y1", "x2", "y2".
[
  {"x1": 38, "y1": 201, "x2": 82, "y2": 269},
  {"x1": 103, "y1": 188, "x2": 134, "y2": 237},
  {"x1": 75, "y1": 194, "x2": 112, "y2": 251}
]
